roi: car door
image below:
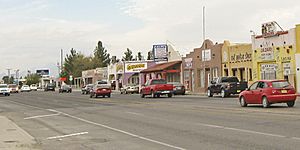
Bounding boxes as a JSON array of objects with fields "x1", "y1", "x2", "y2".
[
  {"x1": 244, "y1": 81, "x2": 259, "y2": 103},
  {"x1": 254, "y1": 82, "x2": 268, "y2": 104},
  {"x1": 143, "y1": 80, "x2": 151, "y2": 95}
]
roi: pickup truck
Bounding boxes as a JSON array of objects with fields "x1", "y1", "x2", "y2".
[
  {"x1": 207, "y1": 77, "x2": 248, "y2": 98},
  {"x1": 140, "y1": 79, "x2": 173, "y2": 98}
]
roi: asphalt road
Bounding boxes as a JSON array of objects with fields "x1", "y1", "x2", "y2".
[{"x1": 0, "y1": 91, "x2": 300, "y2": 150}]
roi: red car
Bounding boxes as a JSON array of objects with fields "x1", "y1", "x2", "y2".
[
  {"x1": 90, "y1": 81, "x2": 112, "y2": 98},
  {"x1": 239, "y1": 80, "x2": 297, "y2": 108},
  {"x1": 140, "y1": 79, "x2": 173, "y2": 98}
]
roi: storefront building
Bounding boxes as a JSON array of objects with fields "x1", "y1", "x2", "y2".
[
  {"x1": 222, "y1": 41, "x2": 253, "y2": 83},
  {"x1": 82, "y1": 67, "x2": 108, "y2": 85},
  {"x1": 123, "y1": 61, "x2": 156, "y2": 86},
  {"x1": 140, "y1": 44, "x2": 183, "y2": 84},
  {"x1": 252, "y1": 22, "x2": 297, "y2": 88},
  {"x1": 183, "y1": 39, "x2": 223, "y2": 93},
  {"x1": 107, "y1": 62, "x2": 124, "y2": 90},
  {"x1": 295, "y1": 25, "x2": 300, "y2": 93}
]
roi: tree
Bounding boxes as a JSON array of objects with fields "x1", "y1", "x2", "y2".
[
  {"x1": 93, "y1": 41, "x2": 110, "y2": 68},
  {"x1": 137, "y1": 52, "x2": 143, "y2": 61},
  {"x1": 123, "y1": 48, "x2": 133, "y2": 61},
  {"x1": 2, "y1": 76, "x2": 14, "y2": 84},
  {"x1": 61, "y1": 48, "x2": 94, "y2": 84},
  {"x1": 26, "y1": 74, "x2": 41, "y2": 85},
  {"x1": 147, "y1": 51, "x2": 153, "y2": 60}
]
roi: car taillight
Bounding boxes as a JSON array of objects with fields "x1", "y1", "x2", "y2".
[{"x1": 272, "y1": 90, "x2": 280, "y2": 94}]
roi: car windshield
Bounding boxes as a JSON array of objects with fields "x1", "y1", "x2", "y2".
[
  {"x1": 272, "y1": 81, "x2": 290, "y2": 88},
  {"x1": 8, "y1": 84, "x2": 17, "y2": 88},
  {"x1": 23, "y1": 85, "x2": 29, "y2": 87},
  {"x1": 0, "y1": 85, "x2": 7, "y2": 88},
  {"x1": 221, "y1": 77, "x2": 239, "y2": 82},
  {"x1": 97, "y1": 81, "x2": 108, "y2": 84},
  {"x1": 151, "y1": 79, "x2": 167, "y2": 85}
]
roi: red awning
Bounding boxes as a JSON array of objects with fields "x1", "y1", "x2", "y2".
[{"x1": 140, "y1": 61, "x2": 182, "y2": 73}]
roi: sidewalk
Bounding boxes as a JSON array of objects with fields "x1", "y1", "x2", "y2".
[{"x1": 0, "y1": 116, "x2": 40, "y2": 150}]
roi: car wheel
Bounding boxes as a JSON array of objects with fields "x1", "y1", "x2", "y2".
[
  {"x1": 102, "y1": 95, "x2": 105, "y2": 98},
  {"x1": 221, "y1": 89, "x2": 226, "y2": 98},
  {"x1": 108, "y1": 94, "x2": 111, "y2": 98},
  {"x1": 90, "y1": 94, "x2": 93, "y2": 98},
  {"x1": 140, "y1": 91, "x2": 145, "y2": 98},
  {"x1": 240, "y1": 96, "x2": 247, "y2": 107},
  {"x1": 168, "y1": 93, "x2": 172, "y2": 98},
  {"x1": 207, "y1": 89, "x2": 213, "y2": 97},
  {"x1": 262, "y1": 96, "x2": 270, "y2": 108},
  {"x1": 182, "y1": 90, "x2": 185, "y2": 95},
  {"x1": 287, "y1": 101, "x2": 295, "y2": 107},
  {"x1": 151, "y1": 91, "x2": 156, "y2": 98}
]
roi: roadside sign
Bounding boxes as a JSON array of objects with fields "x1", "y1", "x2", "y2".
[{"x1": 69, "y1": 75, "x2": 73, "y2": 81}]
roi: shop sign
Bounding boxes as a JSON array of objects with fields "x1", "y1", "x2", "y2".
[
  {"x1": 230, "y1": 52, "x2": 252, "y2": 62},
  {"x1": 125, "y1": 63, "x2": 147, "y2": 73},
  {"x1": 261, "y1": 47, "x2": 274, "y2": 60},
  {"x1": 202, "y1": 49, "x2": 211, "y2": 61},
  {"x1": 261, "y1": 64, "x2": 278, "y2": 71},
  {"x1": 281, "y1": 56, "x2": 291, "y2": 62},
  {"x1": 116, "y1": 63, "x2": 124, "y2": 73},
  {"x1": 283, "y1": 63, "x2": 291, "y2": 76},
  {"x1": 153, "y1": 44, "x2": 168, "y2": 62},
  {"x1": 184, "y1": 58, "x2": 193, "y2": 69},
  {"x1": 262, "y1": 21, "x2": 277, "y2": 38}
]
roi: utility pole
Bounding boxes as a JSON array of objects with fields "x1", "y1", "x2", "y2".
[
  {"x1": 60, "y1": 49, "x2": 63, "y2": 74},
  {"x1": 6, "y1": 68, "x2": 11, "y2": 84}
]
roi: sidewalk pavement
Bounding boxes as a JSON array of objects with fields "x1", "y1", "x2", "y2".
[{"x1": 0, "y1": 116, "x2": 40, "y2": 150}]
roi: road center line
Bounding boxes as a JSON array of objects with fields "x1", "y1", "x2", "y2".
[
  {"x1": 47, "y1": 109, "x2": 186, "y2": 150},
  {"x1": 24, "y1": 113, "x2": 61, "y2": 120},
  {"x1": 47, "y1": 132, "x2": 88, "y2": 140}
]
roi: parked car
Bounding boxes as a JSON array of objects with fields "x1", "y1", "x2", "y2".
[
  {"x1": 239, "y1": 80, "x2": 297, "y2": 108},
  {"x1": 81, "y1": 84, "x2": 94, "y2": 94},
  {"x1": 21, "y1": 85, "x2": 31, "y2": 92},
  {"x1": 8, "y1": 84, "x2": 19, "y2": 93},
  {"x1": 0, "y1": 84, "x2": 10, "y2": 96},
  {"x1": 59, "y1": 84, "x2": 72, "y2": 93},
  {"x1": 168, "y1": 82, "x2": 185, "y2": 95},
  {"x1": 90, "y1": 81, "x2": 112, "y2": 98},
  {"x1": 140, "y1": 79, "x2": 173, "y2": 98},
  {"x1": 207, "y1": 77, "x2": 248, "y2": 98},
  {"x1": 120, "y1": 84, "x2": 139, "y2": 94},
  {"x1": 30, "y1": 84, "x2": 38, "y2": 91},
  {"x1": 44, "y1": 83, "x2": 55, "y2": 91}
]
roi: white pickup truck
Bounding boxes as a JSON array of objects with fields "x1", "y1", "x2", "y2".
[{"x1": 0, "y1": 84, "x2": 10, "y2": 96}]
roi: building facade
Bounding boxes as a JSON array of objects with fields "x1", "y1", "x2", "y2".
[
  {"x1": 183, "y1": 39, "x2": 223, "y2": 93},
  {"x1": 222, "y1": 41, "x2": 253, "y2": 83},
  {"x1": 251, "y1": 23, "x2": 297, "y2": 89},
  {"x1": 82, "y1": 67, "x2": 108, "y2": 85}
]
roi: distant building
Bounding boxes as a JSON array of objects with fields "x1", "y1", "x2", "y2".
[{"x1": 81, "y1": 67, "x2": 108, "y2": 85}]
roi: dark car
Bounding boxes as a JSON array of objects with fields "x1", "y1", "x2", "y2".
[
  {"x1": 81, "y1": 84, "x2": 94, "y2": 94},
  {"x1": 239, "y1": 80, "x2": 297, "y2": 108},
  {"x1": 59, "y1": 85, "x2": 72, "y2": 93},
  {"x1": 168, "y1": 82, "x2": 185, "y2": 95},
  {"x1": 44, "y1": 83, "x2": 56, "y2": 91},
  {"x1": 207, "y1": 77, "x2": 248, "y2": 98}
]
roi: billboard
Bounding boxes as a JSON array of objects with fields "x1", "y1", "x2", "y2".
[
  {"x1": 125, "y1": 63, "x2": 148, "y2": 73},
  {"x1": 153, "y1": 44, "x2": 168, "y2": 61},
  {"x1": 36, "y1": 69, "x2": 50, "y2": 76},
  {"x1": 262, "y1": 21, "x2": 277, "y2": 37}
]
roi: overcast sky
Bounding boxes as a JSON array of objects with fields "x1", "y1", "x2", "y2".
[{"x1": 0, "y1": 0, "x2": 299, "y2": 77}]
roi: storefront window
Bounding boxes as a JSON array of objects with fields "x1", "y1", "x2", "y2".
[
  {"x1": 200, "y1": 69, "x2": 205, "y2": 88},
  {"x1": 260, "y1": 64, "x2": 277, "y2": 80}
]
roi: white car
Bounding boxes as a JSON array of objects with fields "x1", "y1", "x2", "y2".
[
  {"x1": 21, "y1": 85, "x2": 31, "y2": 92},
  {"x1": 0, "y1": 84, "x2": 10, "y2": 96},
  {"x1": 30, "y1": 84, "x2": 38, "y2": 91}
]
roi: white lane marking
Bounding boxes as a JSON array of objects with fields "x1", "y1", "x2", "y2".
[
  {"x1": 126, "y1": 111, "x2": 145, "y2": 116},
  {"x1": 197, "y1": 123, "x2": 287, "y2": 138},
  {"x1": 24, "y1": 113, "x2": 61, "y2": 120},
  {"x1": 47, "y1": 109, "x2": 186, "y2": 150},
  {"x1": 47, "y1": 132, "x2": 88, "y2": 140}
]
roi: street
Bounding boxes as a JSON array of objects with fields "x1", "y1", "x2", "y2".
[{"x1": 1, "y1": 91, "x2": 300, "y2": 150}]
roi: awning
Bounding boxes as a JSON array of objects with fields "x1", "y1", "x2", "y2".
[{"x1": 140, "y1": 61, "x2": 182, "y2": 73}]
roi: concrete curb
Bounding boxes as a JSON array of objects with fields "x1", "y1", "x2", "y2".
[{"x1": 0, "y1": 116, "x2": 40, "y2": 150}]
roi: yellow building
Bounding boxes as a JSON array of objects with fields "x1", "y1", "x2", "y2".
[
  {"x1": 295, "y1": 25, "x2": 300, "y2": 93},
  {"x1": 222, "y1": 41, "x2": 253, "y2": 83},
  {"x1": 251, "y1": 22, "x2": 297, "y2": 88}
]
